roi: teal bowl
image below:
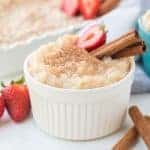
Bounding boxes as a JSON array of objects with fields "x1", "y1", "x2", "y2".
[
  {"x1": 138, "y1": 18, "x2": 150, "y2": 76},
  {"x1": 143, "y1": 51, "x2": 150, "y2": 76}
]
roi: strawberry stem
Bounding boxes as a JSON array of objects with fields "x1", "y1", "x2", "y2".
[
  {"x1": 11, "y1": 76, "x2": 25, "y2": 85},
  {"x1": 99, "y1": 24, "x2": 108, "y2": 33},
  {"x1": 0, "y1": 81, "x2": 6, "y2": 88}
]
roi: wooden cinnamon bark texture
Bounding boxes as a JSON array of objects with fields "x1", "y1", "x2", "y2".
[{"x1": 90, "y1": 30, "x2": 145, "y2": 59}]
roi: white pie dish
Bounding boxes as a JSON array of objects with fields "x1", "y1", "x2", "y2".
[
  {"x1": 24, "y1": 50, "x2": 135, "y2": 140},
  {"x1": 0, "y1": 25, "x2": 83, "y2": 78}
]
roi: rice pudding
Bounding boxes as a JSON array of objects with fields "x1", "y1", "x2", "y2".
[{"x1": 28, "y1": 35, "x2": 131, "y2": 89}]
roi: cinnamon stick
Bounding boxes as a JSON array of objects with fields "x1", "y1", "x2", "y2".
[
  {"x1": 112, "y1": 43, "x2": 145, "y2": 59},
  {"x1": 129, "y1": 106, "x2": 150, "y2": 149},
  {"x1": 90, "y1": 30, "x2": 145, "y2": 59},
  {"x1": 113, "y1": 116, "x2": 150, "y2": 150},
  {"x1": 113, "y1": 126, "x2": 138, "y2": 150}
]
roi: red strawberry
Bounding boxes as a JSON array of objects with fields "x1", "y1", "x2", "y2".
[
  {"x1": 79, "y1": 0, "x2": 100, "y2": 19},
  {"x1": 2, "y1": 84, "x2": 30, "y2": 122},
  {"x1": 61, "y1": 0, "x2": 80, "y2": 16},
  {"x1": 0, "y1": 93, "x2": 5, "y2": 118},
  {"x1": 77, "y1": 25, "x2": 107, "y2": 52},
  {"x1": 60, "y1": 0, "x2": 65, "y2": 11}
]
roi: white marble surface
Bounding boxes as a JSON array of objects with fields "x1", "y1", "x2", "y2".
[{"x1": 0, "y1": 93, "x2": 149, "y2": 150}]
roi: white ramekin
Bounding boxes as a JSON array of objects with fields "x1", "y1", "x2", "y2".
[{"x1": 24, "y1": 51, "x2": 135, "y2": 140}]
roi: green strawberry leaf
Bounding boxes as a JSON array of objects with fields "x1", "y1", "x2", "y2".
[{"x1": 11, "y1": 76, "x2": 25, "y2": 85}]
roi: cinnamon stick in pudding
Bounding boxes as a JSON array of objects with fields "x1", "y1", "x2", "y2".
[
  {"x1": 90, "y1": 30, "x2": 146, "y2": 59},
  {"x1": 129, "y1": 106, "x2": 150, "y2": 149},
  {"x1": 113, "y1": 116, "x2": 150, "y2": 150},
  {"x1": 112, "y1": 42, "x2": 145, "y2": 59}
]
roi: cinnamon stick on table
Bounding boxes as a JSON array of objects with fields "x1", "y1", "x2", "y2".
[
  {"x1": 113, "y1": 126, "x2": 138, "y2": 150},
  {"x1": 129, "y1": 106, "x2": 150, "y2": 149},
  {"x1": 90, "y1": 30, "x2": 146, "y2": 59},
  {"x1": 113, "y1": 116, "x2": 150, "y2": 150}
]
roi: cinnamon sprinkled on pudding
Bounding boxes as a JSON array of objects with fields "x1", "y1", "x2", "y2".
[{"x1": 28, "y1": 35, "x2": 131, "y2": 89}]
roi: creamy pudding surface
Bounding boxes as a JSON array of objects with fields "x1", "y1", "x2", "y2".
[
  {"x1": 0, "y1": 0, "x2": 81, "y2": 46},
  {"x1": 28, "y1": 35, "x2": 131, "y2": 89}
]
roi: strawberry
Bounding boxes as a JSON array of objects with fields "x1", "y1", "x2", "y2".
[
  {"x1": 79, "y1": 0, "x2": 100, "y2": 19},
  {"x1": 61, "y1": 0, "x2": 80, "y2": 16},
  {"x1": 77, "y1": 25, "x2": 107, "y2": 52},
  {"x1": 60, "y1": 0, "x2": 65, "y2": 11},
  {"x1": 2, "y1": 84, "x2": 30, "y2": 122},
  {"x1": 0, "y1": 93, "x2": 5, "y2": 118}
]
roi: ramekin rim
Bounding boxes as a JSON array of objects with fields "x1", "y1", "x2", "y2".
[{"x1": 24, "y1": 50, "x2": 135, "y2": 93}]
